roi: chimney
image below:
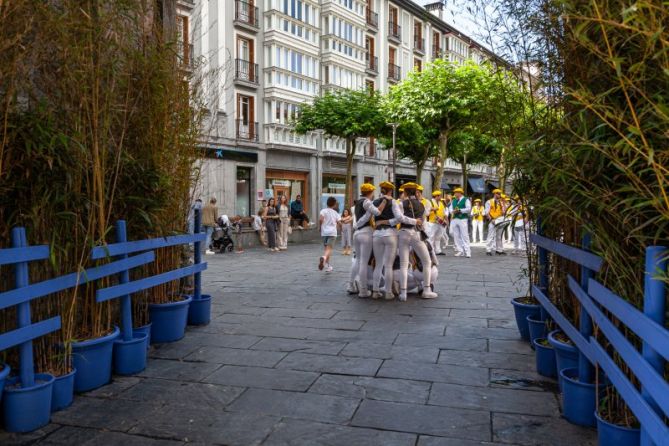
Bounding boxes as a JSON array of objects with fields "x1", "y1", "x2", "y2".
[{"x1": 424, "y1": 1, "x2": 445, "y2": 21}]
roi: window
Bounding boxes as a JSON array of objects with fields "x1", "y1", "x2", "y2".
[
  {"x1": 414, "y1": 58, "x2": 422, "y2": 72},
  {"x1": 236, "y1": 167, "x2": 252, "y2": 217}
]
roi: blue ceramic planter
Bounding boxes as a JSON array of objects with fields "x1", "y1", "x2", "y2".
[
  {"x1": 527, "y1": 315, "x2": 546, "y2": 348},
  {"x1": 0, "y1": 363, "x2": 10, "y2": 404},
  {"x1": 72, "y1": 326, "x2": 120, "y2": 393},
  {"x1": 533, "y1": 338, "x2": 557, "y2": 378},
  {"x1": 511, "y1": 298, "x2": 541, "y2": 341},
  {"x1": 133, "y1": 323, "x2": 152, "y2": 351},
  {"x1": 561, "y1": 367, "x2": 603, "y2": 427},
  {"x1": 595, "y1": 411, "x2": 640, "y2": 446},
  {"x1": 113, "y1": 332, "x2": 148, "y2": 375},
  {"x1": 51, "y1": 368, "x2": 76, "y2": 412},
  {"x1": 2, "y1": 373, "x2": 54, "y2": 433},
  {"x1": 149, "y1": 295, "x2": 192, "y2": 343},
  {"x1": 187, "y1": 294, "x2": 212, "y2": 326},
  {"x1": 548, "y1": 329, "x2": 579, "y2": 388}
]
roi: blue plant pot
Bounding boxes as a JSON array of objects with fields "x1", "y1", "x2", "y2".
[
  {"x1": 560, "y1": 367, "x2": 603, "y2": 427},
  {"x1": 527, "y1": 315, "x2": 547, "y2": 349},
  {"x1": 71, "y1": 326, "x2": 120, "y2": 393},
  {"x1": 187, "y1": 294, "x2": 212, "y2": 326},
  {"x1": 149, "y1": 295, "x2": 192, "y2": 344},
  {"x1": 51, "y1": 368, "x2": 76, "y2": 412},
  {"x1": 548, "y1": 329, "x2": 579, "y2": 388},
  {"x1": 533, "y1": 338, "x2": 557, "y2": 378},
  {"x1": 113, "y1": 332, "x2": 148, "y2": 375},
  {"x1": 2, "y1": 373, "x2": 54, "y2": 433},
  {"x1": 511, "y1": 297, "x2": 541, "y2": 341},
  {"x1": 0, "y1": 363, "x2": 10, "y2": 404},
  {"x1": 595, "y1": 411, "x2": 640, "y2": 446},
  {"x1": 133, "y1": 323, "x2": 152, "y2": 351}
]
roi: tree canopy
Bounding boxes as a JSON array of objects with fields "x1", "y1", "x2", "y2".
[{"x1": 294, "y1": 89, "x2": 385, "y2": 208}]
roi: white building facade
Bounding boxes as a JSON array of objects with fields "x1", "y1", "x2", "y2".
[{"x1": 181, "y1": 0, "x2": 500, "y2": 220}]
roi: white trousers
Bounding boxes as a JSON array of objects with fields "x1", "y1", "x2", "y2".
[
  {"x1": 350, "y1": 227, "x2": 374, "y2": 291},
  {"x1": 372, "y1": 232, "x2": 398, "y2": 292},
  {"x1": 514, "y1": 226, "x2": 527, "y2": 251},
  {"x1": 278, "y1": 217, "x2": 290, "y2": 249},
  {"x1": 428, "y1": 224, "x2": 445, "y2": 254},
  {"x1": 486, "y1": 221, "x2": 505, "y2": 253},
  {"x1": 399, "y1": 229, "x2": 432, "y2": 293},
  {"x1": 410, "y1": 266, "x2": 439, "y2": 292},
  {"x1": 472, "y1": 220, "x2": 484, "y2": 243},
  {"x1": 451, "y1": 219, "x2": 471, "y2": 256}
]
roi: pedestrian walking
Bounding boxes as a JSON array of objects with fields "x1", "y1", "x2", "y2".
[
  {"x1": 471, "y1": 198, "x2": 485, "y2": 243},
  {"x1": 277, "y1": 195, "x2": 290, "y2": 251},
  {"x1": 340, "y1": 209, "x2": 353, "y2": 255},
  {"x1": 319, "y1": 196, "x2": 341, "y2": 272},
  {"x1": 263, "y1": 197, "x2": 280, "y2": 252},
  {"x1": 485, "y1": 189, "x2": 508, "y2": 256},
  {"x1": 449, "y1": 187, "x2": 472, "y2": 258},
  {"x1": 202, "y1": 197, "x2": 218, "y2": 255}
]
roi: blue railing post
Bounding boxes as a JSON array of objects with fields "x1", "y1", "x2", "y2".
[
  {"x1": 194, "y1": 208, "x2": 202, "y2": 300},
  {"x1": 640, "y1": 246, "x2": 667, "y2": 446},
  {"x1": 578, "y1": 232, "x2": 594, "y2": 383},
  {"x1": 115, "y1": 220, "x2": 133, "y2": 342},
  {"x1": 11, "y1": 227, "x2": 35, "y2": 387},
  {"x1": 536, "y1": 217, "x2": 548, "y2": 321}
]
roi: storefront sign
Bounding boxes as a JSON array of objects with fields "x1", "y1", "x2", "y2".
[
  {"x1": 328, "y1": 183, "x2": 345, "y2": 189},
  {"x1": 201, "y1": 147, "x2": 258, "y2": 163},
  {"x1": 272, "y1": 180, "x2": 291, "y2": 187}
]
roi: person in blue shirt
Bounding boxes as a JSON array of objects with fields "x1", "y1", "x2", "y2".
[{"x1": 290, "y1": 195, "x2": 310, "y2": 229}]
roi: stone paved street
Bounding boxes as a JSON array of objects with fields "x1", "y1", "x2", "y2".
[{"x1": 3, "y1": 242, "x2": 597, "y2": 445}]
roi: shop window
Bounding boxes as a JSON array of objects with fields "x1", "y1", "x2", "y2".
[{"x1": 236, "y1": 167, "x2": 252, "y2": 217}]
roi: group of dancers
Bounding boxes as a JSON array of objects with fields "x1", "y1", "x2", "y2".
[{"x1": 346, "y1": 181, "x2": 525, "y2": 302}]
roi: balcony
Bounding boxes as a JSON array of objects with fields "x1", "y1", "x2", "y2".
[
  {"x1": 365, "y1": 54, "x2": 378, "y2": 75},
  {"x1": 234, "y1": 59, "x2": 259, "y2": 86},
  {"x1": 414, "y1": 37, "x2": 425, "y2": 55},
  {"x1": 234, "y1": 0, "x2": 259, "y2": 31},
  {"x1": 432, "y1": 45, "x2": 443, "y2": 59},
  {"x1": 388, "y1": 63, "x2": 401, "y2": 83},
  {"x1": 388, "y1": 21, "x2": 401, "y2": 43},
  {"x1": 366, "y1": 8, "x2": 378, "y2": 31},
  {"x1": 236, "y1": 119, "x2": 258, "y2": 142},
  {"x1": 176, "y1": 41, "x2": 194, "y2": 69}
]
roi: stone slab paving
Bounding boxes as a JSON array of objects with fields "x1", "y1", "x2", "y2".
[{"x1": 1, "y1": 242, "x2": 597, "y2": 445}]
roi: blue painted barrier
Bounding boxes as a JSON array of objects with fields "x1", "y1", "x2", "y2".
[{"x1": 530, "y1": 232, "x2": 668, "y2": 443}]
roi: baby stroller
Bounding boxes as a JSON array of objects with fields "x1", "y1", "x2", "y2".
[{"x1": 211, "y1": 217, "x2": 234, "y2": 253}]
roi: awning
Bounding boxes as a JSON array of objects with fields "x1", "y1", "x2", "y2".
[
  {"x1": 468, "y1": 177, "x2": 486, "y2": 193},
  {"x1": 487, "y1": 181, "x2": 499, "y2": 191},
  {"x1": 440, "y1": 181, "x2": 461, "y2": 190}
]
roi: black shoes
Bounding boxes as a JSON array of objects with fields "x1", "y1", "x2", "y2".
[
  {"x1": 486, "y1": 252, "x2": 493, "y2": 256},
  {"x1": 495, "y1": 251, "x2": 507, "y2": 256}
]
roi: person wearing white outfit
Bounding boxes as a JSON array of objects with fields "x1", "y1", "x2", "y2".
[
  {"x1": 397, "y1": 183, "x2": 437, "y2": 302},
  {"x1": 471, "y1": 198, "x2": 485, "y2": 243},
  {"x1": 485, "y1": 189, "x2": 508, "y2": 256},
  {"x1": 428, "y1": 190, "x2": 448, "y2": 255},
  {"x1": 347, "y1": 183, "x2": 386, "y2": 297},
  {"x1": 371, "y1": 181, "x2": 418, "y2": 300},
  {"x1": 440, "y1": 194, "x2": 452, "y2": 250},
  {"x1": 448, "y1": 187, "x2": 472, "y2": 258}
]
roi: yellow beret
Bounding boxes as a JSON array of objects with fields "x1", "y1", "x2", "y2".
[
  {"x1": 361, "y1": 183, "x2": 376, "y2": 193},
  {"x1": 453, "y1": 187, "x2": 464, "y2": 194},
  {"x1": 402, "y1": 182, "x2": 418, "y2": 190},
  {"x1": 492, "y1": 189, "x2": 502, "y2": 194},
  {"x1": 379, "y1": 181, "x2": 395, "y2": 190},
  {"x1": 432, "y1": 190, "x2": 442, "y2": 196},
  {"x1": 474, "y1": 198, "x2": 482, "y2": 203},
  {"x1": 417, "y1": 185, "x2": 424, "y2": 191},
  {"x1": 398, "y1": 186, "x2": 405, "y2": 192}
]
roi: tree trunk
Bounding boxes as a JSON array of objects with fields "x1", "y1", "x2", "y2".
[
  {"x1": 415, "y1": 144, "x2": 430, "y2": 186},
  {"x1": 433, "y1": 131, "x2": 448, "y2": 193},
  {"x1": 345, "y1": 138, "x2": 355, "y2": 210},
  {"x1": 461, "y1": 161, "x2": 468, "y2": 194},
  {"x1": 497, "y1": 146, "x2": 507, "y2": 191}
]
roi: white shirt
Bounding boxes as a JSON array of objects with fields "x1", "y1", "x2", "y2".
[
  {"x1": 252, "y1": 215, "x2": 263, "y2": 231},
  {"x1": 320, "y1": 208, "x2": 341, "y2": 236},
  {"x1": 355, "y1": 197, "x2": 382, "y2": 230},
  {"x1": 449, "y1": 197, "x2": 472, "y2": 217}
]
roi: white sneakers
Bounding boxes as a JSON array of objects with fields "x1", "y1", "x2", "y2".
[
  {"x1": 371, "y1": 290, "x2": 383, "y2": 300},
  {"x1": 454, "y1": 252, "x2": 463, "y2": 257},
  {"x1": 358, "y1": 289, "x2": 371, "y2": 298},
  {"x1": 325, "y1": 265, "x2": 333, "y2": 273},
  {"x1": 346, "y1": 281, "x2": 359, "y2": 295},
  {"x1": 384, "y1": 292, "x2": 395, "y2": 301},
  {"x1": 421, "y1": 289, "x2": 438, "y2": 299},
  {"x1": 205, "y1": 249, "x2": 215, "y2": 255},
  {"x1": 398, "y1": 291, "x2": 407, "y2": 302}
]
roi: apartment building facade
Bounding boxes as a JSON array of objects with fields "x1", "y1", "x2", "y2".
[{"x1": 183, "y1": 0, "x2": 500, "y2": 220}]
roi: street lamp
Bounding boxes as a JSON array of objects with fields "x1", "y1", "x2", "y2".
[
  {"x1": 314, "y1": 129, "x2": 325, "y2": 220},
  {"x1": 387, "y1": 123, "x2": 399, "y2": 186}
]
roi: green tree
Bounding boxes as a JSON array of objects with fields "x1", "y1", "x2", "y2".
[
  {"x1": 378, "y1": 121, "x2": 438, "y2": 185},
  {"x1": 385, "y1": 60, "x2": 492, "y2": 190},
  {"x1": 294, "y1": 89, "x2": 385, "y2": 208},
  {"x1": 448, "y1": 129, "x2": 502, "y2": 189}
]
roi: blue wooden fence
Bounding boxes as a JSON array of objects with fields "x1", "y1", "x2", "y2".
[
  {"x1": 530, "y1": 232, "x2": 668, "y2": 446},
  {"x1": 1, "y1": 219, "x2": 206, "y2": 388}
]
